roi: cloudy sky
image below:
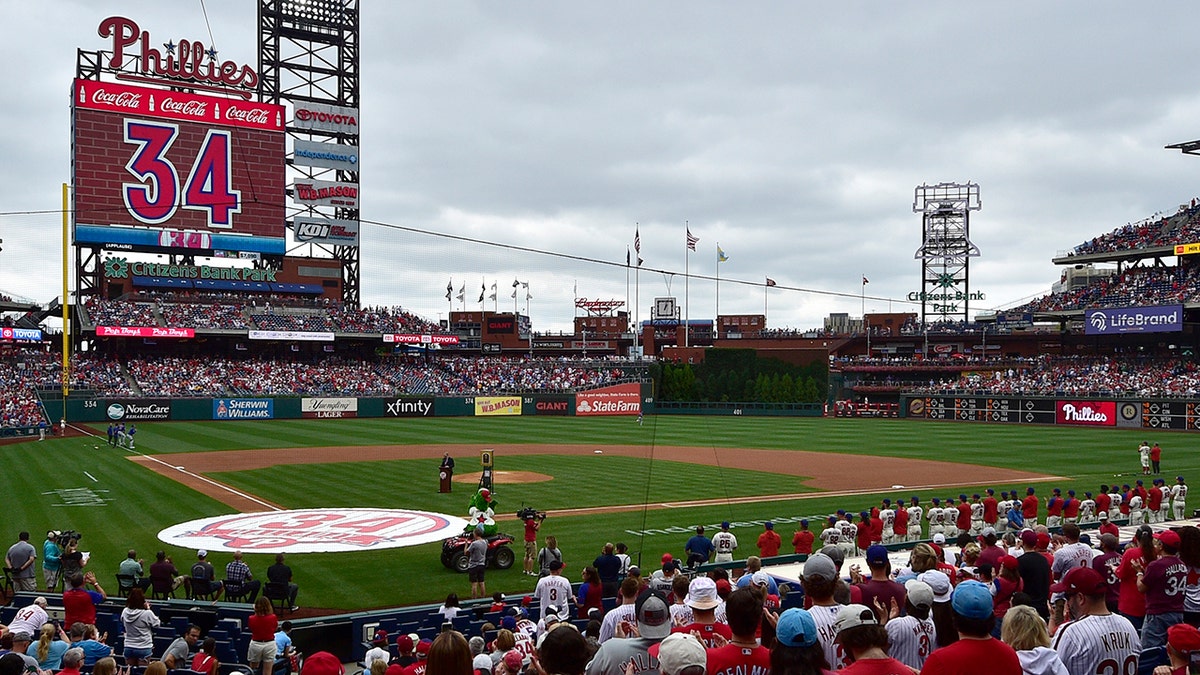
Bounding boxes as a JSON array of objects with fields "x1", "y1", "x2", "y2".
[{"x1": 3, "y1": 2, "x2": 1199, "y2": 333}]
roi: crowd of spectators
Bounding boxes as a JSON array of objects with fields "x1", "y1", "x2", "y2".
[
  {"x1": 84, "y1": 299, "x2": 158, "y2": 328},
  {"x1": 914, "y1": 355, "x2": 1200, "y2": 397},
  {"x1": 158, "y1": 303, "x2": 251, "y2": 330},
  {"x1": 250, "y1": 313, "x2": 336, "y2": 333},
  {"x1": 1011, "y1": 264, "x2": 1200, "y2": 314},
  {"x1": 1070, "y1": 199, "x2": 1200, "y2": 256},
  {"x1": 327, "y1": 305, "x2": 442, "y2": 334}
]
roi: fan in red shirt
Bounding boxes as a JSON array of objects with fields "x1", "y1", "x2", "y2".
[
  {"x1": 919, "y1": 580, "x2": 1021, "y2": 675},
  {"x1": 247, "y1": 597, "x2": 278, "y2": 675},
  {"x1": 1022, "y1": 487, "x2": 1039, "y2": 526}
]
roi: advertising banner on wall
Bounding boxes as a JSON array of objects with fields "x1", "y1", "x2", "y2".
[
  {"x1": 576, "y1": 383, "x2": 641, "y2": 416},
  {"x1": 527, "y1": 395, "x2": 571, "y2": 416},
  {"x1": 214, "y1": 398, "x2": 274, "y2": 420},
  {"x1": 292, "y1": 181, "x2": 359, "y2": 208},
  {"x1": 383, "y1": 398, "x2": 435, "y2": 417},
  {"x1": 97, "y1": 326, "x2": 196, "y2": 339},
  {"x1": 301, "y1": 397, "x2": 358, "y2": 419},
  {"x1": 293, "y1": 217, "x2": 360, "y2": 246},
  {"x1": 292, "y1": 139, "x2": 359, "y2": 171},
  {"x1": 383, "y1": 334, "x2": 461, "y2": 345},
  {"x1": 1055, "y1": 400, "x2": 1116, "y2": 426},
  {"x1": 1084, "y1": 305, "x2": 1183, "y2": 335},
  {"x1": 475, "y1": 397, "x2": 522, "y2": 416},
  {"x1": 106, "y1": 400, "x2": 171, "y2": 421}
]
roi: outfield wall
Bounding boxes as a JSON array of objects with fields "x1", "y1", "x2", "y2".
[
  {"x1": 901, "y1": 394, "x2": 1200, "y2": 430},
  {"x1": 41, "y1": 382, "x2": 653, "y2": 424}
]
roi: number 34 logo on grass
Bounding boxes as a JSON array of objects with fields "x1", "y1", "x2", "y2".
[{"x1": 123, "y1": 119, "x2": 240, "y2": 228}]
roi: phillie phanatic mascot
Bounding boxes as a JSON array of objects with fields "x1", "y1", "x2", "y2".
[{"x1": 467, "y1": 487, "x2": 498, "y2": 536}]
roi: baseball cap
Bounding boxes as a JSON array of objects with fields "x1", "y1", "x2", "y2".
[
  {"x1": 981, "y1": 526, "x2": 997, "y2": 538},
  {"x1": 1180, "y1": 476, "x2": 1186, "y2": 482},
  {"x1": 904, "y1": 580, "x2": 934, "y2": 608},
  {"x1": 714, "y1": 578, "x2": 732, "y2": 596},
  {"x1": 372, "y1": 629, "x2": 388, "y2": 644},
  {"x1": 765, "y1": 521, "x2": 774, "y2": 530},
  {"x1": 656, "y1": 633, "x2": 706, "y2": 675},
  {"x1": 302, "y1": 652, "x2": 344, "y2": 675},
  {"x1": 951, "y1": 580, "x2": 993, "y2": 620},
  {"x1": 396, "y1": 634, "x2": 414, "y2": 653},
  {"x1": 543, "y1": 609, "x2": 560, "y2": 625},
  {"x1": 416, "y1": 639, "x2": 433, "y2": 656},
  {"x1": 197, "y1": 549, "x2": 208, "y2": 558},
  {"x1": 819, "y1": 545, "x2": 845, "y2": 569},
  {"x1": 932, "y1": 533, "x2": 946, "y2": 544},
  {"x1": 628, "y1": 566, "x2": 641, "y2": 577},
  {"x1": 1156, "y1": 529, "x2": 1182, "y2": 549},
  {"x1": 1098, "y1": 511, "x2": 1109, "y2": 520},
  {"x1": 635, "y1": 591, "x2": 672, "y2": 639},
  {"x1": 918, "y1": 570, "x2": 952, "y2": 603},
  {"x1": 502, "y1": 651, "x2": 523, "y2": 672},
  {"x1": 775, "y1": 608, "x2": 819, "y2": 648},
  {"x1": 999, "y1": 555, "x2": 1019, "y2": 571},
  {"x1": 548, "y1": 560, "x2": 564, "y2": 571},
  {"x1": 1036, "y1": 532, "x2": 1051, "y2": 549},
  {"x1": 1020, "y1": 530, "x2": 1038, "y2": 546},
  {"x1": 721, "y1": 521, "x2": 730, "y2": 529},
  {"x1": 1050, "y1": 567, "x2": 1106, "y2": 596},
  {"x1": 662, "y1": 553, "x2": 674, "y2": 564},
  {"x1": 835, "y1": 604, "x2": 878, "y2": 633},
  {"x1": 865, "y1": 545, "x2": 888, "y2": 567},
  {"x1": 751, "y1": 571, "x2": 770, "y2": 587},
  {"x1": 1169, "y1": 624, "x2": 1200, "y2": 653},
  {"x1": 500, "y1": 616, "x2": 516, "y2": 631},
  {"x1": 803, "y1": 553, "x2": 838, "y2": 582},
  {"x1": 472, "y1": 654, "x2": 493, "y2": 673},
  {"x1": 685, "y1": 577, "x2": 720, "y2": 610}
]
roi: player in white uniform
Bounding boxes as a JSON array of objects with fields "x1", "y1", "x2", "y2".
[
  {"x1": 906, "y1": 498, "x2": 924, "y2": 542},
  {"x1": 1079, "y1": 492, "x2": 1096, "y2": 524},
  {"x1": 943, "y1": 498, "x2": 960, "y2": 539},
  {"x1": 926, "y1": 497, "x2": 945, "y2": 538},
  {"x1": 969, "y1": 495, "x2": 984, "y2": 536},
  {"x1": 836, "y1": 514, "x2": 857, "y2": 558},
  {"x1": 885, "y1": 580, "x2": 937, "y2": 670},
  {"x1": 996, "y1": 492, "x2": 1010, "y2": 531},
  {"x1": 1109, "y1": 489, "x2": 1123, "y2": 520},
  {"x1": 1050, "y1": 567, "x2": 1140, "y2": 675},
  {"x1": 1127, "y1": 494, "x2": 1144, "y2": 525},
  {"x1": 1174, "y1": 476, "x2": 1189, "y2": 521},
  {"x1": 1157, "y1": 479, "x2": 1173, "y2": 522},
  {"x1": 1139, "y1": 441, "x2": 1151, "y2": 475},
  {"x1": 819, "y1": 517, "x2": 842, "y2": 550},
  {"x1": 879, "y1": 502, "x2": 896, "y2": 544},
  {"x1": 712, "y1": 522, "x2": 738, "y2": 563}
]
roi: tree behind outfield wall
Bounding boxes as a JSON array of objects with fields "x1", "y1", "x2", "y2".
[{"x1": 652, "y1": 349, "x2": 827, "y2": 403}]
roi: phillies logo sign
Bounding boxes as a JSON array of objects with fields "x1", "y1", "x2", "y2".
[
  {"x1": 1055, "y1": 401, "x2": 1116, "y2": 427},
  {"x1": 98, "y1": 16, "x2": 259, "y2": 96},
  {"x1": 158, "y1": 508, "x2": 468, "y2": 553}
]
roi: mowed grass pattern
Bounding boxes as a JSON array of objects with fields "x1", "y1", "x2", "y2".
[{"x1": 6, "y1": 415, "x2": 1188, "y2": 610}]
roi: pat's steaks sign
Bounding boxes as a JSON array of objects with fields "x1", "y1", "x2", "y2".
[{"x1": 158, "y1": 508, "x2": 468, "y2": 553}]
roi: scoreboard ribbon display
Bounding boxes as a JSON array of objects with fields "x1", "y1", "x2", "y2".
[{"x1": 72, "y1": 78, "x2": 286, "y2": 250}]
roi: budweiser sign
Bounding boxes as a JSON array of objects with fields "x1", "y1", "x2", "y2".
[
  {"x1": 75, "y1": 79, "x2": 284, "y2": 132},
  {"x1": 98, "y1": 16, "x2": 259, "y2": 95}
]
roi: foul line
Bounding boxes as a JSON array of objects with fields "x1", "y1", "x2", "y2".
[{"x1": 73, "y1": 424, "x2": 283, "y2": 512}]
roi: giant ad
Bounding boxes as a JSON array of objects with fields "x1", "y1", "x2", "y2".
[
  {"x1": 1084, "y1": 305, "x2": 1183, "y2": 335},
  {"x1": 576, "y1": 383, "x2": 641, "y2": 416}
]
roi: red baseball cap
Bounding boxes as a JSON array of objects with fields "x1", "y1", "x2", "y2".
[
  {"x1": 1169, "y1": 623, "x2": 1200, "y2": 653},
  {"x1": 1156, "y1": 529, "x2": 1182, "y2": 549},
  {"x1": 662, "y1": 553, "x2": 674, "y2": 564},
  {"x1": 1036, "y1": 532, "x2": 1051, "y2": 549},
  {"x1": 1050, "y1": 567, "x2": 1106, "y2": 596},
  {"x1": 999, "y1": 555, "x2": 1019, "y2": 571}
]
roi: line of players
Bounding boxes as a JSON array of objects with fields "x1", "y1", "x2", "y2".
[{"x1": 812, "y1": 477, "x2": 1190, "y2": 557}]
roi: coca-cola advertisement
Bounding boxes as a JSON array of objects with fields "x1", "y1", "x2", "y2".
[
  {"x1": 74, "y1": 79, "x2": 282, "y2": 132},
  {"x1": 1055, "y1": 400, "x2": 1116, "y2": 427}
]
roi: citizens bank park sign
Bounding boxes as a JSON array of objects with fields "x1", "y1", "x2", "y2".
[{"x1": 158, "y1": 508, "x2": 469, "y2": 554}]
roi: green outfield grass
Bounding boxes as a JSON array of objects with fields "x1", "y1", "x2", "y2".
[{"x1": 1, "y1": 415, "x2": 1189, "y2": 611}]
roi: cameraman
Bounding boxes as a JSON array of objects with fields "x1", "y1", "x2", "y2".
[{"x1": 521, "y1": 508, "x2": 543, "y2": 577}]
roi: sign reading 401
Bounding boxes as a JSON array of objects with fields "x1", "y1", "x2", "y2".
[{"x1": 72, "y1": 78, "x2": 286, "y2": 242}]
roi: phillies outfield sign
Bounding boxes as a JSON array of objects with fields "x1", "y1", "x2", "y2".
[
  {"x1": 72, "y1": 78, "x2": 286, "y2": 246},
  {"x1": 158, "y1": 508, "x2": 468, "y2": 553},
  {"x1": 1055, "y1": 400, "x2": 1116, "y2": 426}
]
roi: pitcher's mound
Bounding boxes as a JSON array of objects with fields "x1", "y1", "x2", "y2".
[{"x1": 453, "y1": 470, "x2": 552, "y2": 484}]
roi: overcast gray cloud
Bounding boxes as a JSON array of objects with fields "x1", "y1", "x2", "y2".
[{"x1": 3, "y1": 2, "x2": 1200, "y2": 333}]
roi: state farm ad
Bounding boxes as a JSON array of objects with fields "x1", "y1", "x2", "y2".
[
  {"x1": 576, "y1": 383, "x2": 641, "y2": 416},
  {"x1": 1055, "y1": 400, "x2": 1116, "y2": 426}
]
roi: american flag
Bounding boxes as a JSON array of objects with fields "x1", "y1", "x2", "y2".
[
  {"x1": 766, "y1": 278, "x2": 777, "y2": 287},
  {"x1": 686, "y1": 228, "x2": 699, "y2": 251},
  {"x1": 862, "y1": 276, "x2": 870, "y2": 285},
  {"x1": 634, "y1": 226, "x2": 641, "y2": 254}
]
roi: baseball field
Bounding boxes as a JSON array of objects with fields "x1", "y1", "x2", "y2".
[{"x1": 2, "y1": 415, "x2": 1188, "y2": 612}]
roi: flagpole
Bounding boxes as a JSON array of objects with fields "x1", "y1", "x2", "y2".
[
  {"x1": 686, "y1": 220, "x2": 696, "y2": 345},
  {"x1": 715, "y1": 243, "x2": 721, "y2": 320},
  {"x1": 634, "y1": 224, "x2": 641, "y2": 359},
  {"x1": 764, "y1": 281, "x2": 768, "y2": 317},
  {"x1": 625, "y1": 248, "x2": 630, "y2": 355}
]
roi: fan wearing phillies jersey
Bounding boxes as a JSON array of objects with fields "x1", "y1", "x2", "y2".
[
  {"x1": 800, "y1": 553, "x2": 849, "y2": 671},
  {"x1": 885, "y1": 580, "x2": 937, "y2": 670},
  {"x1": 667, "y1": 577, "x2": 731, "y2": 648},
  {"x1": 907, "y1": 497, "x2": 924, "y2": 542},
  {"x1": 1137, "y1": 529, "x2": 1188, "y2": 650},
  {"x1": 533, "y1": 560, "x2": 574, "y2": 619},
  {"x1": 1091, "y1": 533, "x2": 1122, "y2": 614},
  {"x1": 1174, "y1": 476, "x2": 1189, "y2": 520},
  {"x1": 1051, "y1": 566, "x2": 1140, "y2": 675},
  {"x1": 704, "y1": 587, "x2": 771, "y2": 675}
]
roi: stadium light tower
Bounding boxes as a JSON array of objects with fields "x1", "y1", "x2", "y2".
[{"x1": 913, "y1": 182, "x2": 982, "y2": 325}]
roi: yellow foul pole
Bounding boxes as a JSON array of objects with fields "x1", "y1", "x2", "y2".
[{"x1": 61, "y1": 183, "x2": 70, "y2": 408}]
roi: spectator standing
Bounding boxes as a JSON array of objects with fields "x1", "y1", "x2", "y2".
[
  {"x1": 1160, "y1": 623, "x2": 1200, "y2": 675},
  {"x1": 884, "y1": 580, "x2": 937, "y2": 670},
  {"x1": 856, "y1": 545, "x2": 906, "y2": 623},
  {"x1": 1017, "y1": 530, "x2": 1051, "y2": 620},
  {"x1": 757, "y1": 522, "x2": 781, "y2": 558},
  {"x1": 598, "y1": 578, "x2": 640, "y2": 643},
  {"x1": 701, "y1": 587, "x2": 770, "y2": 675},
  {"x1": 1091, "y1": 534, "x2": 1122, "y2": 614},
  {"x1": 534, "y1": 561, "x2": 573, "y2": 620},
  {"x1": 42, "y1": 531, "x2": 61, "y2": 591},
  {"x1": 1136, "y1": 529, "x2": 1188, "y2": 650},
  {"x1": 800, "y1": 553, "x2": 848, "y2": 671},
  {"x1": 268, "y1": 553, "x2": 300, "y2": 611},
  {"x1": 670, "y1": 577, "x2": 731, "y2": 648},
  {"x1": 833, "y1": 604, "x2": 912, "y2": 675},
  {"x1": 6, "y1": 531, "x2": 37, "y2": 591},
  {"x1": 1049, "y1": 567, "x2": 1140, "y2": 675},
  {"x1": 62, "y1": 573, "x2": 106, "y2": 627},
  {"x1": 592, "y1": 544, "x2": 621, "y2": 598},
  {"x1": 248, "y1": 596, "x2": 279, "y2": 675},
  {"x1": 1116, "y1": 526, "x2": 1155, "y2": 631},
  {"x1": 535, "y1": 626, "x2": 589, "y2": 675},
  {"x1": 120, "y1": 588, "x2": 160, "y2": 666},
  {"x1": 584, "y1": 590, "x2": 671, "y2": 675},
  {"x1": 537, "y1": 536, "x2": 563, "y2": 577},
  {"x1": 918, "y1": 580, "x2": 1021, "y2": 675},
  {"x1": 466, "y1": 529, "x2": 488, "y2": 599}
]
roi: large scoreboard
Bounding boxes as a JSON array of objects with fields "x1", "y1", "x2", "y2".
[{"x1": 905, "y1": 395, "x2": 1200, "y2": 431}]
